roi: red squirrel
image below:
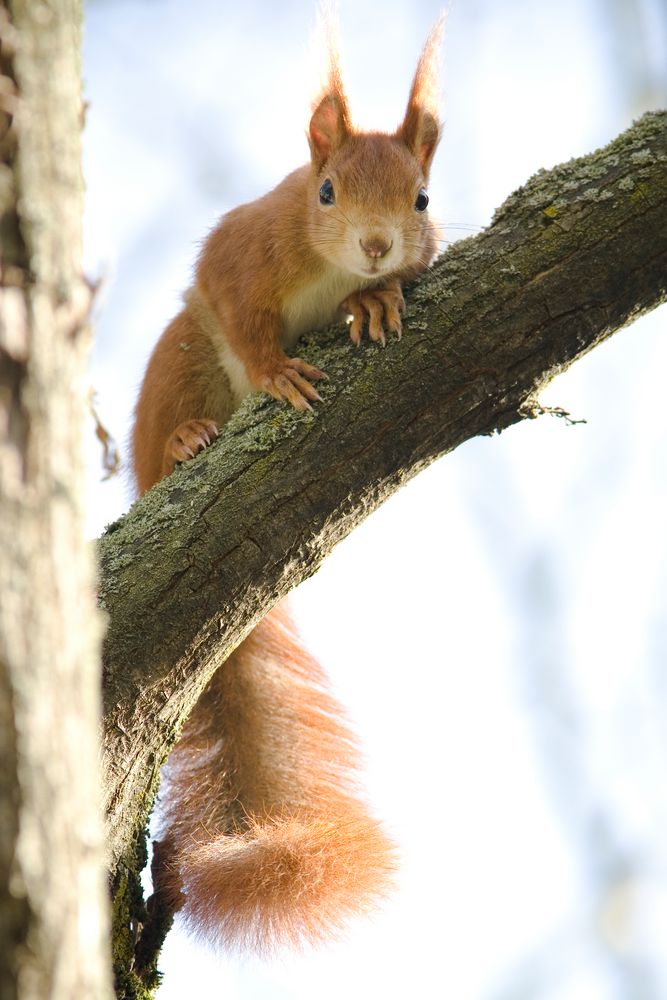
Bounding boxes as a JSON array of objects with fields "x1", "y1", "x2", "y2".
[{"x1": 132, "y1": 22, "x2": 442, "y2": 954}]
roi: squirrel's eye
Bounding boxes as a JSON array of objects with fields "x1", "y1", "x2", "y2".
[
  {"x1": 319, "y1": 178, "x2": 335, "y2": 205},
  {"x1": 415, "y1": 188, "x2": 429, "y2": 212}
]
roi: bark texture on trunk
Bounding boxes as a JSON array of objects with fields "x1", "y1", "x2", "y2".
[{"x1": 0, "y1": 2, "x2": 112, "y2": 998}]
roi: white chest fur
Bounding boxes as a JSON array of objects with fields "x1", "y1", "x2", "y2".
[
  {"x1": 187, "y1": 268, "x2": 370, "y2": 408},
  {"x1": 280, "y1": 268, "x2": 367, "y2": 350}
]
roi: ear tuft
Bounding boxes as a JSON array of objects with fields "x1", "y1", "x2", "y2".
[
  {"x1": 398, "y1": 15, "x2": 444, "y2": 176},
  {"x1": 307, "y1": 3, "x2": 353, "y2": 168}
]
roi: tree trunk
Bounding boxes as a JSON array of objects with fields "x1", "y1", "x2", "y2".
[
  {"x1": 102, "y1": 109, "x2": 666, "y2": 992},
  {"x1": 0, "y1": 3, "x2": 112, "y2": 998}
]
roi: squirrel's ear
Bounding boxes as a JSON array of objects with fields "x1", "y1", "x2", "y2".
[
  {"x1": 398, "y1": 17, "x2": 444, "y2": 177},
  {"x1": 308, "y1": 89, "x2": 351, "y2": 168},
  {"x1": 308, "y1": 15, "x2": 352, "y2": 169}
]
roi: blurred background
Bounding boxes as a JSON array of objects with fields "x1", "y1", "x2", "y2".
[{"x1": 82, "y1": 1, "x2": 667, "y2": 997}]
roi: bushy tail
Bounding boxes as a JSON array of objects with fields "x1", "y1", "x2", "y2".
[{"x1": 158, "y1": 601, "x2": 396, "y2": 954}]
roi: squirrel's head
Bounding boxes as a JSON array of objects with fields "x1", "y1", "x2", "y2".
[{"x1": 306, "y1": 19, "x2": 442, "y2": 280}]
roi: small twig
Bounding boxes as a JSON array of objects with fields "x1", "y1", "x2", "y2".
[
  {"x1": 534, "y1": 404, "x2": 588, "y2": 426},
  {"x1": 89, "y1": 389, "x2": 121, "y2": 479}
]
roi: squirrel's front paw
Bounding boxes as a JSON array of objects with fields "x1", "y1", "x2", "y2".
[
  {"x1": 341, "y1": 280, "x2": 406, "y2": 347},
  {"x1": 259, "y1": 357, "x2": 327, "y2": 412},
  {"x1": 162, "y1": 419, "x2": 219, "y2": 477}
]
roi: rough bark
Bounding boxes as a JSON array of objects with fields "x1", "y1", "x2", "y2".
[
  {"x1": 0, "y1": 3, "x2": 112, "y2": 999},
  {"x1": 102, "y1": 109, "x2": 667, "y2": 992}
]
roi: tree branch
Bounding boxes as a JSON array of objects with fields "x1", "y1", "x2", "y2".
[{"x1": 101, "y1": 110, "x2": 667, "y2": 886}]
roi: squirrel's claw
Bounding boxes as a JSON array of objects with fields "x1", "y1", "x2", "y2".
[
  {"x1": 261, "y1": 357, "x2": 327, "y2": 412},
  {"x1": 342, "y1": 280, "x2": 405, "y2": 347},
  {"x1": 161, "y1": 418, "x2": 219, "y2": 477}
]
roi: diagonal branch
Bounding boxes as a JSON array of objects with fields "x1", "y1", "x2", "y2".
[{"x1": 100, "y1": 110, "x2": 667, "y2": 878}]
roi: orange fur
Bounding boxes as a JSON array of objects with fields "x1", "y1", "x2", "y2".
[
  {"x1": 399, "y1": 15, "x2": 444, "y2": 172},
  {"x1": 132, "y1": 20, "x2": 443, "y2": 952},
  {"x1": 159, "y1": 605, "x2": 396, "y2": 953}
]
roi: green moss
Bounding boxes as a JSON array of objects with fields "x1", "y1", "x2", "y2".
[
  {"x1": 111, "y1": 826, "x2": 158, "y2": 999},
  {"x1": 630, "y1": 181, "x2": 650, "y2": 202},
  {"x1": 110, "y1": 799, "x2": 177, "y2": 999}
]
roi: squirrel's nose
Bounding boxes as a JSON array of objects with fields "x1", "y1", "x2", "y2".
[{"x1": 360, "y1": 236, "x2": 392, "y2": 259}]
